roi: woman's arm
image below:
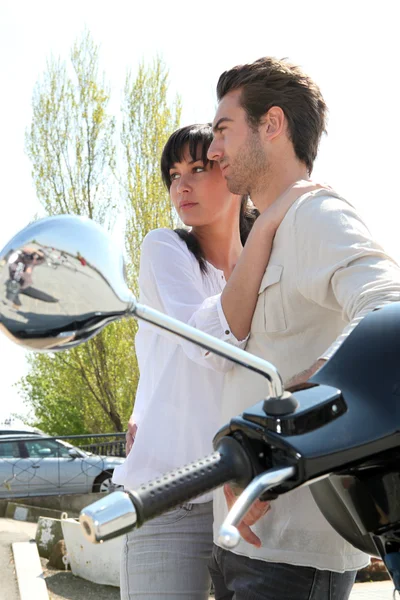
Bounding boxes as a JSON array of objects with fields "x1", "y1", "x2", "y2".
[
  {"x1": 221, "y1": 181, "x2": 329, "y2": 340},
  {"x1": 125, "y1": 416, "x2": 137, "y2": 455}
]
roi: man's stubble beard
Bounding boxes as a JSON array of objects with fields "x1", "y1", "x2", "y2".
[{"x1": 226, "y1": 129, "x2": 269, "y2": 197}]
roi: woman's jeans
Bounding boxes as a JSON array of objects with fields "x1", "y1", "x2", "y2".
[
  {"x1": 120, "y1": 501, "x2": 213, "y2": 599},
  {"x1": 209, "y1": 544, "x2": 357, "y2": 600}
]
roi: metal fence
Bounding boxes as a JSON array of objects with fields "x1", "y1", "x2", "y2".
[
  {"x1": 80, "y1": 438, "x2": 125, "y2": 457},
  {"x1": 0, "y1": 432, "x2": 126, "y2": 499},
  {"x1": 56, "y1": 433, "x2": 126, "y2": 457}
]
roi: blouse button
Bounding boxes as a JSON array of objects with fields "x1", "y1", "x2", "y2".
[{"x1": 225, "y1": 330, "x2": 230, "y2": 335}]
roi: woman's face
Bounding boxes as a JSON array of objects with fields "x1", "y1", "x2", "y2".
[{"x1": 168, "y1": 145, "x2": 238, "y2": 227}]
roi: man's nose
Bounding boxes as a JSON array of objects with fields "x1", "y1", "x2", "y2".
[{"x1": 207, "y1": 137, "x2": 222, "y2": 162}]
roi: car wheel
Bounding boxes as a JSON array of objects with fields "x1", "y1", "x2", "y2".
[{"x1": 93, "y1": 470, "x2": 115, "y2": 493}]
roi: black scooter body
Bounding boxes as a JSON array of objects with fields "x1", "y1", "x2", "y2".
[{"x1": 311, "y1": 302, "x2": 400, "y2": 558}]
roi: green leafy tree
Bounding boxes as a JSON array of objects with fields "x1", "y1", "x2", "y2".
[
  {"x1": 18, "y1": 323, "x2": 136, "y2": 435},
  {"x1": 26, "y1": 29, "x2": 116, "y2": 224},
  {"x1": 121, "y1": 58, "x2": 181, "y2": 292},
  {"x1": 18, "y1": 37, "x2": 180, "y2": 435}
]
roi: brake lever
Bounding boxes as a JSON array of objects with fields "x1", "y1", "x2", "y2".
[{"x1": 218, "y1": 466, "x2": 296, "y2": 549}]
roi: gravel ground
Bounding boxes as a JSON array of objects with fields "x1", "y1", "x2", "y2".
[{"x1": 40, "y1": 557, "x2": 120, "y2": 600}]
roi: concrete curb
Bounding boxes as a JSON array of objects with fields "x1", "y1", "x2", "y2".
[
  {"x1": 12, "y1": 540, "x2": 49, "y2": 600},
  {"x1": 6, "y1": 501, "x2": 68, "y2": 523}
]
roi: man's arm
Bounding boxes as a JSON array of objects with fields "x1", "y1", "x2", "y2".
[
  {"x1": 290, "y1": 193, "x2": 400, "y2": 389},
  {"x1": 286, "y1": 358, "x2": 327, "y2": 389}
]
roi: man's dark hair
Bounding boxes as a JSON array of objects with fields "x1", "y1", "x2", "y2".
[
  {"x1": 216, "y1": 57, "x2": 328, "y2": 173},
  {"x1": 160, "y1": 124, "x2": 259, "y2": 272}
]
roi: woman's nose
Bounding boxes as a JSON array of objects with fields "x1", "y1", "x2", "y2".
[{"x1": 176, "y1": 174, "x2": 191, "y2": 193}]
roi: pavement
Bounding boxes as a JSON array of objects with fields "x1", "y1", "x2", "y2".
[
  {"x1": 0, "y1": 517, "x2": 397, "y2": 599},
  {"x1": 0, "y1": 518, "x2": 37, "y2": 600},
  {"x1": 350, "y1": 581, "x2": 394, "y2": 599}
]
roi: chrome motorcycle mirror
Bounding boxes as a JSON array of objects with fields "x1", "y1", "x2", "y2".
[
  {"x1": 0, "y1": 215, "x2": 284, "y2": 398},
  {"x1": 0, "y1": 215, "x2": 133, "y2": 351}
]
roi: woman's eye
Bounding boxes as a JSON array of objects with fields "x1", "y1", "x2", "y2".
[
  {"x1": 193, "y1": 166, "x2": 205, "y2": 173},
  {"x1": 170, "y1": 173, "x2": 180, "y2": 181}
]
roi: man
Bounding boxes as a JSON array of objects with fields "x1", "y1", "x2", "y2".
[{"x1": 207, "y1": 57, "x2": 400, "y2": 599}]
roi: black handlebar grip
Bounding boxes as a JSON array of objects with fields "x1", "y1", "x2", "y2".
[{"x1": 129, "y1": 436, "x2": 252, "y2": 526}]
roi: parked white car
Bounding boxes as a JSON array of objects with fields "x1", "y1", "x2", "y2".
[{"x1": 0, "y1": 434, "x2": 124, "y2": 498}]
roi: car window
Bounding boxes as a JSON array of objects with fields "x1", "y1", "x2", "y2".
[
  {"x1": 0, "y1": 441, "x2": 20, "y2": 458},
  {"x1": 25, "y1": 439, "x2": 71, "y2": 458}
]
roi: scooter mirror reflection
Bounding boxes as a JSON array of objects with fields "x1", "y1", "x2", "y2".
[{"x1": 0, "y1": 215, "x2": 135, "y2": 351}]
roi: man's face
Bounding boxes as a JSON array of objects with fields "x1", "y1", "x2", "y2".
[{"x1": 208, "y1": 89, "x2": 268, "y2": 196}]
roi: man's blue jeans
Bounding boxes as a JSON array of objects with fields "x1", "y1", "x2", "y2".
[{"x1": 209, "y1": 544, "x2": 357, "y2": 600}]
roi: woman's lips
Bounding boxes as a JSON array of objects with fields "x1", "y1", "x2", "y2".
[{"x1": 179, "y1": 202, "x2": 198, "y2": 210}]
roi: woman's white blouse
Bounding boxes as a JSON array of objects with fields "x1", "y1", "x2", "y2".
[{"x1": 112, "y1": 228, "x2": 247, "y2": 502}]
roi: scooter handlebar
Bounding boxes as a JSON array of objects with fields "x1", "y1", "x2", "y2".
[{"x1": 80, "y1": 436, "x2": 253, "y2": 543}]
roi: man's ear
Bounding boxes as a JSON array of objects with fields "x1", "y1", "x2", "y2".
[{"x1": 260, "y1": 106, "x2": 285, "y2": 142}]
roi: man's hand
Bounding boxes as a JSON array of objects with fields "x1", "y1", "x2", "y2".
[
  {"x1": 223, "y1": 484, "x2": 271, "y2": 548},
  {"x1": 286, "y1": 358, "x2": 327, "y2": 389},
  {"x1": 125, "y1": 416, "x2": 137, "y2": 456}
]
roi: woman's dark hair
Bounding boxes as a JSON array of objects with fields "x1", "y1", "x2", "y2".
[
  {"x1": 161, "y1": 124, "x2": 213, "y2": 191},
  {"x1": 161, "y1": 123, "x2": 259, "y2": 273}
]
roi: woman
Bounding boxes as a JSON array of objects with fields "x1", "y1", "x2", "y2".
[{"x1": 113, "y1": 123, "x2": 322, "y2": 599}]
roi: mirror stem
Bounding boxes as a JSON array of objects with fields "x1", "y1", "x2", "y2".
[{"x1": 132, "y1": 302, "x2": 284, "y2": 400}]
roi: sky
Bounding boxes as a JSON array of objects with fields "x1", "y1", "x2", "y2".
[{"x1": 0, "y1": 0, "x2": 399, "y2": 424}]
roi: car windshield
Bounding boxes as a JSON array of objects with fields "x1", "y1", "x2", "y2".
[{"x1": 54, "y1": 439, "x2": 88, "y2": 456}]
